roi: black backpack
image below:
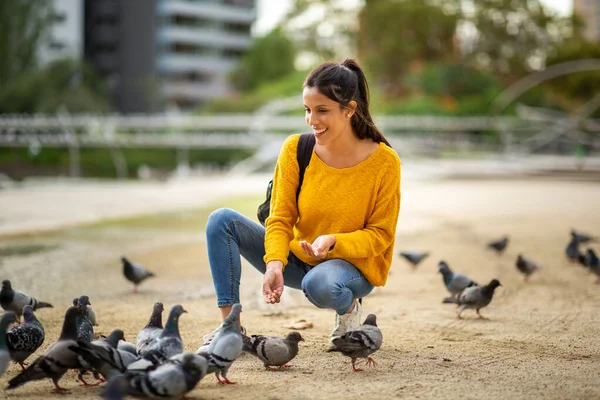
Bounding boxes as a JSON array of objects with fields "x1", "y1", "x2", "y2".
[{"x1": 257, "y1": 133, "x2": 316, "y2": 226}]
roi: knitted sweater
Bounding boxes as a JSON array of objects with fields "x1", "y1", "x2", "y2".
[{"x1": 264, "y1": 134, "x2": 401, "y2": 286}]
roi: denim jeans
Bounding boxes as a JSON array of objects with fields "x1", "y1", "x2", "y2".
[{"x1": 205, "y1": 208, "x2": 374, "y2": 315}]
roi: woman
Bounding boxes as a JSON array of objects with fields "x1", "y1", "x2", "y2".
[{"x1": 202, "y1": 58, "x2": 401, "y2": 348}]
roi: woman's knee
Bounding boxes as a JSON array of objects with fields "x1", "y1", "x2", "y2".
[
  {"x1": 301, "y1": 270, "x2": 337, "y2": 306},
  {"x1": 206, "y1": 208, "x2": 237, "y2": 234}
]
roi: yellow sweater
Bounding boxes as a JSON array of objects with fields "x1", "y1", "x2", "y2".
[{"x1": 264, "y1": 134, "x2": 401, "y2": 286}]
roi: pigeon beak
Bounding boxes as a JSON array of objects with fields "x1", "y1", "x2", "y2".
[
  {"x1": 182, "y1": 308, "x2": 188, "y2": 313},
  {"x1": 301, "y1": 337, "x2": 305, "y2": 342}
]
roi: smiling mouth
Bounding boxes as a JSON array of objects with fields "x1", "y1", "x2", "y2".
[{"x1": 313, "y1": 128, "x2": 327, "y2": 134}]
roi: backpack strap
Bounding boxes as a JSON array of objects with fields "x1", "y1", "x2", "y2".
[{"x1": 296, "y1": 133, "x2": 316, "y2": 200}]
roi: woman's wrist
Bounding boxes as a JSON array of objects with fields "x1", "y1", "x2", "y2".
[{"x1": 266, "y1": 260, "x2": 284, "y2": 271}]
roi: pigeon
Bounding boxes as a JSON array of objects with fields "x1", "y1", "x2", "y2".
[
  {"x1": 0, "y1": 280, "x2": 53, "y2": 321},
  {"x1": 74, "y1": 296, "x2": 94, "y2": 343},
  {"x1": 565, "y1": 236, "x2": 582, "y2": 262},
  {"x1": 0, "y1": 311, "x2": 18, "y2": 378},
  {"x1": 7, "y1": 306, "x2": 85, "y2": 392},
  {"x1": 438, "y1": 261, "x2": 478, "y2": 302},
  {"x1": 102, "y1": 352, "x2": 208, "y2": 399},
  {"x1": 242, "y1": 332, "x2": 304, "y2": 370},
  {"x1": 121, "y1": 256, "x2": 155, "y2": 293},
  {"x1": 69, "y1": 330, "x2": 138, "y2": 381},
  {"x1": 136, "y1": 302, "x2": 164, "y2": 355},
  {"x1": 136, "y1": 305, "x2": 186, "y2": 365},
  {"x1": 571, "y1": 229, "x2": 597, "y2": 244},
  {"x1": 454, "y1": 279, "x2": 502, "y2": 319},
  {"x1": 516, "y1": 254, "x2": 542, "y2": 282},
  {"x1": 327, "y1": 314, "x2": 382, "y2": 372},
  {"x1": 200, "y1": 303, "x2": 243, "y2": 384},
  {"x1": 6, "y1": 305, "x2": 45, "y2": 370},
  {"x1": 117, "y1": 341, "x2": 137, "y2": 356},
  {"x1": 487, "y1": 236, "x2": 509, "y2": 254},
  {"x1": 399, "y1": 250, "x2": 430, "y2": 268},
  {"x1": 73, "y1": 297, "x2": 97, "y2": 326},
  {"x1": 584, "y1": 248, "x2": 600, "y2": 283}
]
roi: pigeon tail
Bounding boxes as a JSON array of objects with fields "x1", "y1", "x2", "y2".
[{"x1": 34, "y1": 301, "x2": 53, "y2": 310}]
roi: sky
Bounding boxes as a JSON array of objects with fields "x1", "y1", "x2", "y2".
[{"x1": 253, "y1": 0, "x2": 574, "y2": 36}]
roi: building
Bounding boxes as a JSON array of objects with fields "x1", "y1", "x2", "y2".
[
  {"x1": 574, "y1": 0, "x2": 600, "y2": 42},
  {"x1": 84, "y1": 0, "x2": 256, "y2": 113},
  {"x1": 38, "y1": 0, "x2": 84, "y2": 65}
]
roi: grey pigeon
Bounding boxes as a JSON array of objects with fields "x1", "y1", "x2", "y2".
[
  {"x1": 0, "y1": 311, "x2": 18, "y2": 378},
  {"x1": 117, "y1": 341, "x2": 137, "y2": 356},
  {"x1": 103, "y1": 352, "x2": 208, "y2": 399},
  {"x1": 455, "y1": 279, "x2": 502, "y2": 319},
  {"x1": 571, "y1": 229, "x2": 597, "y2": 244},
  {"x1": 242, "y1": 332, "x2": 304, "y2": 370},
  {"x1": 121, "y1": 256, "x2": 155, "y2": 293},
  {"x1": 438, "y1": 261, "x2": 478, "y2": 302},
  {"x1": 69, "y1": 330, "x2": 138, "y2": 382},
  {"x1": 74, "y1": 296, "x2": 94, "y2": 343},
  {"x1": 6, "y1": 305, "x2": 45, "y2": 370},
  {"x1": 200, "y1": 303, "x2": 243, "y2": 384},
  {"x1": 487, "y1": 236, "x2": 509, "y2": 254},
  {"x1": 516, "y1": 254, "x2": 542, "y2": 282},
  {"x1": 73, "y1": 297, "x2": 97, "y2": 326},
  {"x1": 584, "y1": 248, "x2": 600, "y2": 283},
  {"x1": 137, "y1": 305, "x2": 186, "y2": 365},
  {"x1": 75, "y1": 328, "x2": 127, "y2": 385},
  {"x1": 399, "y1": 250, "x2": 430, "y2": 268},
  {"x1": 327, "y1": 314, "x2": 382, "y2": 372},
  {"x1": 6, "y1": 306, "x2": 85, "y2": 392},
  {"x1": 0, "y1": 280, "x2": 53, "y2": 321},
  {"x1": 565, "y1": 236, "x2": 582, "y2": 262},
  {"x1": 136, "y1": 302, "x2": 164, "y2": 355}
]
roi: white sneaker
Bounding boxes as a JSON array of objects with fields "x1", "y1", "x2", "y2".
[
  {"x1": 329, "y1": 300, "x2": 361, "y2": 344},
  {"x1": 197, "y1": 325, "x2": 246, "y2": 353}
]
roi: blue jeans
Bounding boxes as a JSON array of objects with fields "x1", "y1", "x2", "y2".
[{"x1": 205, "y1": 208, "x2": 374, "y2": 315}]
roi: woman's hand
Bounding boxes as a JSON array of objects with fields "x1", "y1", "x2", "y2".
[
  {"x1": 300, "y1": 235, "x2": 336, "y2": 260},
  {"x1": 263, "y1": 261, "x2": 284, "y2": 304}
]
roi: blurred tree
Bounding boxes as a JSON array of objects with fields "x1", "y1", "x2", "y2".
[
  {"x1": 230, "y1": 28, "x2": 297, "y2": 92},
  {"x1": 543, "y1": 39, "x2": 600, "y2": 114},
  {"x1": 461, "y1": 0, "x2": 571, "y2": 81},
  {"x1": 278, "y1": 0, "x2": 359, "y2": 64},
  {"x1": 0, "y1": 0, "x2": 52, "y2": 91},
  {"x1": 0, "y1": 58, "x2": 112, "y2": 114},
  {"x1": 358, "y1": 0, "x2": 460, "y2": 96}
]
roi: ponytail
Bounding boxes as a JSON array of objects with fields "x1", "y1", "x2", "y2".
[{"x1": 304, "y1": 58, "x2": 391, "y2": 147}]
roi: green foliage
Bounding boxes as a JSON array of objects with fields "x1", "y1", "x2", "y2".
[
  {"x1": 230, "y1": 28, "x2": 296, "y2": 92},
  {"x1": 200, "y1": 69, "x2": 308, "y2": 114},
  {"x1": 358, "y1": 0, "x2": 459, "y2": 95},
  {"x1": 544, "y1": 40, "x2": 600, "y2": 113},
  {"x1": 0, "y1": 58, "x2": 112, "y2": 114},
  {"x1": 0, "y1": 147, "x2": 253, "y2": 179},
  {"x1": 0, "y1": 0, "x2": 51, "y2": 91},
  {"x1": 406, "y1": 63, "x2": 501, "y2": 98},
  {"x1": 279, "y1": 0, "x2": 358, "y2": 62},
  {"x1": 463, "y1": 0, "x2": 571, "y2": 81}
]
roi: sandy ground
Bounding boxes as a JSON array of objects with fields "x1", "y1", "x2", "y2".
[{"x1": 1, "y1": 172, "x2": 600, "y2": 399}]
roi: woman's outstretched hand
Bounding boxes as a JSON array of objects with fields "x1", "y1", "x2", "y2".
[
  {"x1": 263, "y1": 261, "x2": 284, "y2": 304},
  {"x1": 300, "y1": 235, "x2": 336, "y2": 260}
]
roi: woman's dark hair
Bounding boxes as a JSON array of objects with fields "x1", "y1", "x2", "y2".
[{"x1": 303, "y1": 58, "x2": 391, "y2": 147}]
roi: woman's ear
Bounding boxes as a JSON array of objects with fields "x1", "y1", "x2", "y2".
[{"x1": 346, "y1": 100, "x2": 357, "y2": 117}]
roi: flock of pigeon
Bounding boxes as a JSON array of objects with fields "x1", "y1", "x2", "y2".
[
  {"x1": 399, "y1": 229, "x2": 599, "y2": 319},
  {"x1": 0, "y1": 256, "x2": 384, "y2": 398}
]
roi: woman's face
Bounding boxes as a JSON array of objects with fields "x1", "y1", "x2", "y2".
[{"x1": 303, "y1": 86, "x2": 353, "y2": 144}]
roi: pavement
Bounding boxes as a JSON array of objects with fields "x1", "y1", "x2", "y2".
[{"x1": 1, "y1": 154, "x2": 599, "y2": 237}]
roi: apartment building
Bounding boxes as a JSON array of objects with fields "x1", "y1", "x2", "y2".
[
  {"x1": 38, "y1": 0, "x2": 84, "y2": 65},
  {"x1": 84, "y1": 0, "x2": 256, "y2": 113}
]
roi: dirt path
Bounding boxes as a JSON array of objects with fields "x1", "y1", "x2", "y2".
[{"x1": 0, "y1": 178, "x2": 599, "y2": 399}]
